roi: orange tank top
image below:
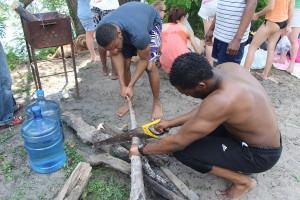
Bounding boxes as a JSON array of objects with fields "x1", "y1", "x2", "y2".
[
  {"x1": 265, "y1": 0, "x2": 290, "y2": 22},
  {"x1": 160, "y1": 23, "x2": 189, "y2": 73}
]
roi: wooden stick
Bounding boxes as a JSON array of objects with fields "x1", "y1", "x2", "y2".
[
  {"x1": 86, "y1": 152, "x2": 185, "y2": 200},
  {"x1": 61, "y1": 112, "x2": 184, "y2": 198},
  {"x1": 55, "y1": 162, "x2": 92, "y2": 200},
  {"x1": 127, "y1": 98, "x2": 146, "y2": 200},
  {"x1": 161, "y1": 167, "x2": 200, "y2": 200}
]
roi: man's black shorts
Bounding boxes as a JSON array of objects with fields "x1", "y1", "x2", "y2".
[{"x1": 174, "y1": 125, "x2": 282, "y2": 174}]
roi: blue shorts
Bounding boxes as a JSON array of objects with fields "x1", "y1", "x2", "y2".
[
  {"x1": 212, "y1": 38, "x2": 245, "y2": 65},
  {"x1": 79, "y1": 17, "x2": 96, "y2": 32}
]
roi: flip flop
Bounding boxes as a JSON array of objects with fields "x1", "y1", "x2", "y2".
[{"x1": 0, "y1": 116, "x2": 24, "y2": 130}]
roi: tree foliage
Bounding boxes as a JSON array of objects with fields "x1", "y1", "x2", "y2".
[{"x1": 0, "y1": 1, "x2": 9, "y2": 38}]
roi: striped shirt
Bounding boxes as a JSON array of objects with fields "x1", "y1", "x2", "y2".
[{"x1": 214, "y1": 0, "x2": 250, "y2": 43}]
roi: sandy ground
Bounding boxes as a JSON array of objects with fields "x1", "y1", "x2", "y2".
[{"x1": 1, "y1": 51, "x2": 300, "y2": 199}]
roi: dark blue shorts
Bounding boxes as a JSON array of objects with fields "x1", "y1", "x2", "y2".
[{"x1": 212, "y1": 38, "x2": 246, "y2": 65}]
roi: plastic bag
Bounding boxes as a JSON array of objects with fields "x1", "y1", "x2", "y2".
[
  {"x1": 275, "y1": 36, "x2": 291, "y2": 55},
  {"x1": 241, "y1": 45, "x2": 267, "y2": 69}
]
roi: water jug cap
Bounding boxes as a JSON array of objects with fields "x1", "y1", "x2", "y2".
[
  {"x1": 31, "y1": 106, "x2": 42, "y2": 118},
  {"x1": 36, "y1": 89, "x2": 44, "y2": 96}
]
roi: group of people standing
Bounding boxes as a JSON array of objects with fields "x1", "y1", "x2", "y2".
[{"x1": 85, "y1": 1, "x2": 287, "y2": 199}]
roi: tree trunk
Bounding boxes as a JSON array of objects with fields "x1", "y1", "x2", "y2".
[
  {"x1": 20, "y1": 0, "x2": 34, "y2": 7},
  {"x1": 65, "y1": 0, "x2": 85, "y2": 36}
]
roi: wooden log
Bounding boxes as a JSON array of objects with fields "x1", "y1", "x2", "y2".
[
  {"x1": 161, "y1": 167, "x2": 200, "y2": 200},
  {"x1": 62, "y1": 111, "x2": 97, "y2": 144},
  {"x1": 87, "y1": 153, "x2": 185, "y2": 200},
  {"x1": 88, "y1": 153, "x2": 130, "y2": 174},
  {"x1": 55, "y1": 162, "x2": 92, "y2": 200},
  {"x1": 12, "y1": 2, "x2": 39, "y2": 21},
  {"x1": 61, "y1": 112, "x2": 184, "y2": 198},
  {"x1": 128, "y1": 99, "x2": 146, "y2": 200}
]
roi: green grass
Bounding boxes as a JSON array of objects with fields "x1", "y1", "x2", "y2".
[
  {"x1": 0, "y1": 159, "x2": 13, "y2": 181},
  {"x1": 63, "y1": 141, "x2": 84, "y2": 178},
  {"x1": 82, "y1": 166, "x2": 129, "y2": 200},
  {"x1": 0, "y1": 129, "x2": 15, "y2": 145},
  {"x1": 14, "y1": 85, "x2": 31, "y2": 95},
  {"x1": 35, "y1": 48, "x2": 56, "y2": 60}
]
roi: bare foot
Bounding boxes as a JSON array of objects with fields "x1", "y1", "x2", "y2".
[
  {"x1": 223, "y1": 178, "x2": 257, "y2": 200},
  {"x1": 110, "y1": 73, "x2": 119, "y2": 80},
  {"x1": 117, "y1": 102, "x2": 129, "y2": 117},
  {"x1": 151, "y1": 101, "x2": 163, "y2": 121}
]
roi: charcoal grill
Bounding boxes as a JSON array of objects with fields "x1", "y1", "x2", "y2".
[{"x1": 21, "y1": 12, "x2": 79, "y2": 97}]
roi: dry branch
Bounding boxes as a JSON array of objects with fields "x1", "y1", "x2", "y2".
[
  {"x1": 86, "y1": 152, "x2": 185, "y2": 200},
  {"x1": 161, "y1": 167, "x2": 200, "y2": 200},
  {"x1": 55, "y1": 162, "x2": 92, "y2": 200}
]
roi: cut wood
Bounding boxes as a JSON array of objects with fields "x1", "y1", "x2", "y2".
[
  {"x1": 86, "y1": 152, "x2": 185, "y2": 200},
  {"x1": 128, "y1": 99, "x2": 146, "y2": 200},
  {"x1": 62, "y1": 111, "x2": 98, "y2": 144},
  {"x1": 161, "y1": 167, "x2": 200, "y2": 200},
  {"x1": 55, "y1": 162, "x2": 92, "y2": 200},
  {"x1": 62, "y1": 112, "x2": 186, "y2": 199}
]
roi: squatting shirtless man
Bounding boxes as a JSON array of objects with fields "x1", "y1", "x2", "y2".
[{"x1": 130, "y1": 52, "x2": 282, "y2": 199}]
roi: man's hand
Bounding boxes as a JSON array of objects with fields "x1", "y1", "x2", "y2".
[
  {"x1": 154, "y1": 119, "x2": 171, "y2": 134},
  {"x1": 205, "y1": 29, "x2": 214, "y2": 46},
  {"x1": 285, "y1": 25, "x2": 292, "y2": 35},
  {"x1": 226, "y1": 38, "x2": 241, "y2": 55},
  {"x1": 129, "y1": 144, "x2": 140, "y2": 157},
  {"x1": 119, "y1": 85, "x2": 127, "y2": 97},
  {"x1": 252, "y1": 13, "x2": 259, "y2": 21},
  {"x1": 125, "y1": 86, "x2": 134, "y2": 99}
]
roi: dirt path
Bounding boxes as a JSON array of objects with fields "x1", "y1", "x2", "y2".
[{"x1": 1, "y1": 51, "x2": 300, "y2": 199}]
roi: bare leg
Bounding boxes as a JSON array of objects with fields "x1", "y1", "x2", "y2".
[
  {"x1": 86, "y1": 31, "x2": 97, "y2": 62},
  {"x1": 203, "y1": 19, "x2": 214, "y2": 66},
  {"x1": 99, "y1": 46, "x2": 108, "y2": 76},
  {"x1": 262, "y1": 30, "x2": 281, "y2": 79},
  {"x1": 287, "y1": 27, "x2": 300, "y2": 73},
  {"x1": 110, "y1": 57, "x2": 118, "y2": 80},
  {"x1": 147, "y1": 62, "x2": 163, "y2": 120},
  {"x1": 210, "y1": 166, "x2": 257, "y2": 199},
  {"x1": 117, "y1": 58, "x2": 131, "y2": 117},
  {"x1": 244, "y1": 21, "x2": 275, "y2": 71}
]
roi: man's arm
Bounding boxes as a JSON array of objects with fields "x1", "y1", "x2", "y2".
[
  {"x1": 127, "y1": 45, "x2": 150, "y2": 89},
  {"x1": 111, "y1": 52, "x2": 126, "y2": 96},
  {"x1": 205, "y1": 17, "x2": 216, "y2": 46},
  {"x1": 141, "y1": 94, "x2": 230, "y2": 155},
  {"x1": 227, "y1": 0, "x2": 257, "y2": 55}
]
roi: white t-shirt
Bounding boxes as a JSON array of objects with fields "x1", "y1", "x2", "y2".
[
  {"x1": 90, "y1": 0, "x2": 119, "y2": 10},
  {"x1": 214, "y1": 0, "x2": 250, "y2": 43}
]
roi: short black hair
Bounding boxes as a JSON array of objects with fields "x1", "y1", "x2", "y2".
[
  {"x1": 96, "y1": 23, "x2": 118, "y2": 47},
  {"x1": 170, "y1": 53, "x2": 213, "y2": 89}
]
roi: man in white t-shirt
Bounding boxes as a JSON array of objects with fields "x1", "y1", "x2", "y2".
[{"x1": 205, "y1": 0, "x2": 257, "y2": 65}]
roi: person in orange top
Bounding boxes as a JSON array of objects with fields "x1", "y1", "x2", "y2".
[
  {"x1": 244, "y1": 0, "x2": 295, "y2": 80},
  {"x1": 160, "y1": 8, "x2": 202, "y2": 73}
]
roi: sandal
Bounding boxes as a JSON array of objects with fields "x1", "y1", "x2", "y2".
[{"x1": 0, "y1": 115, "x2": 24, "y2": 130}]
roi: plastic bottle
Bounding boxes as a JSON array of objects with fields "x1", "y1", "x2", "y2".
[
  {"x1": 26, "y1": 89, "x2": 61, "y2": 121},
  {"x1": 21, "y1": 106, "x2": 67, "y2": 173}
]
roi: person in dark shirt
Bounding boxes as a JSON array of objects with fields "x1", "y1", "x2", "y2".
[{"x1": 96, "y1": 2, "x2": 163, "y2": 120}]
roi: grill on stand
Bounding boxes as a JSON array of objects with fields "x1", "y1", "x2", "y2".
[{"x1": 21, "y1": 12, "x2": 79, "y2": 97}]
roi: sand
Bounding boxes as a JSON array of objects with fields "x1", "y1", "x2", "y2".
[{"x1": 1, "y1": 51, "x2": 300, "y2": 199}]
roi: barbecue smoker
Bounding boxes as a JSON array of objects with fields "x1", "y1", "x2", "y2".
[{"x1": 21, "y1": 12, "x2": 79, "y2": 97}]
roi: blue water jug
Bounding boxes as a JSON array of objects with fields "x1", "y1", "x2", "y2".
[
  {"x1": 26, "y1": 89, "x2": 61, "y2": 121},
  {"x1": 21, "y1": 106, "x2": 67, "y2": 173}
]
